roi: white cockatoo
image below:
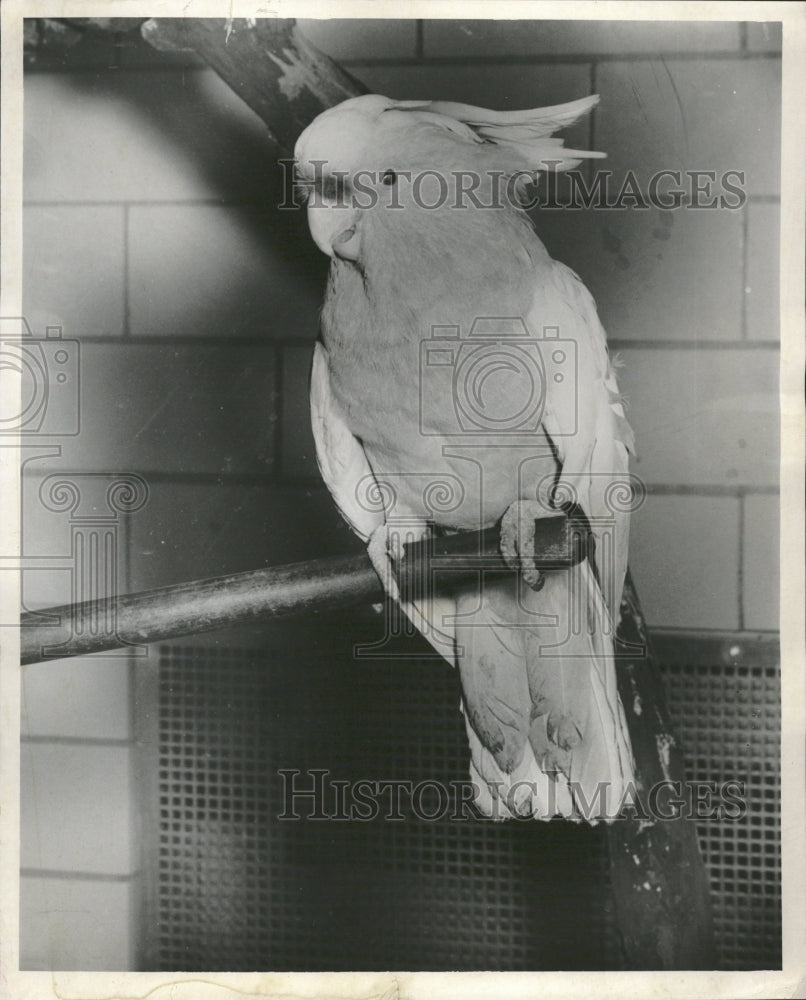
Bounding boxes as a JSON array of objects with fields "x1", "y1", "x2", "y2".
[{"x1": 295, "y1": 94, "x2": 635, "y2": 821}]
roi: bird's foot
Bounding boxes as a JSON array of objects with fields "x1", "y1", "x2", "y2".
[{"x1": 500, "y1": 500, "x2": 548, "y2": 591}]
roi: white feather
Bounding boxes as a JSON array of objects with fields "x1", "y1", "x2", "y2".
[
  {"x1": 311, "y1": 340, "x2": 458, "y2": 661},
  {"x1": 310, "y1": 341, "x2": 382, "y2": 541}
]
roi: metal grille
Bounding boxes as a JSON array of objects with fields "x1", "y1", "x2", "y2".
[
  {"x1": 141, "y1": 624, "x2": 780, "y2": 971},
  {"x1": 656, "y1": 635, "x2": 782, "y2": 970}
]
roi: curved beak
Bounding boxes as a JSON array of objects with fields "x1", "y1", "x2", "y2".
[{"x1": 306, "y1": 202, "x2": 362, "y2": 261}]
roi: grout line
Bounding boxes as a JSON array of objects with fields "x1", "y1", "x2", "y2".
[
  {"x1": 646, "y1": 484, "x2": 779, "y2": 498},
  {"x1": 127, "y1": 651, "x2": 137, "y2": 783},
  {"x1": 25, "y1": 49, "x2": 781, "y2": 77},
  {"x1": 415, "y1": 20, "x2": 424, "y2": 59},
  {"x1": 22, "y1": 194, "x2": 782, "y2": 208},
  {"x1": 273, "y1": 343, "x2": 285, "y2": 479},
  {"x1": 21, "y1": 735, "x2": 134, "y2": 747},
  {"x1": 42, "y1": 334, "x2": 782, "y2": 350},
  {"x1": 740, "y1": 200, "x2": 749, "y2": 341},
  {"x1": 650, "y1": 625, "x2": 779, "y2": 639},
  {"x1": 24, "y1": 199, "x2": 274, "y2": 208},
  {"x1": 58, "y1": 335, "x2": 295, "y2": 348},
  {"x1": 20, "y1": 868, "x2": 138, "y2": 883},
  {"x1": 608, "y1": 338, "x2": 779, "y2": 351},
  {"x1": 17, "y1": 466, "x2": 780, "y2": 497},
  {"x1": 123, "y1": 491, "x2": 133, "y2": 596},
  {"x1": 738, "y1": 494, "x2": 746, "y2": 630},
  {"x1": 25, "y1": 48, "x2": 781, "y2": 77},
  {"x1": 588, "y1": 60, "x2": 597, "y2": 184},
  {"x1": 122, "y1": 204, "x2": 131, "y2": 339},
  {"x1": 739, "y1": 22, "x2": 749, "y2": 52},
  {"x1": 112, "y1": 31, "x2": 124, "y2": 70},
  {"x1": 340, "y1": 50, "x2": 780, "y2": 67},
  {"x1": 19, "y1": 468, "x2": 316, "y2": 487}
]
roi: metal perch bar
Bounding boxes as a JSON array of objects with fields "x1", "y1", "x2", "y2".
[
  {"x1": 21, "y1": 554, "x2": 378, "y2": 666},
  {"x1": 20, "y1": 514, "x2": 580, "y2": 666}
]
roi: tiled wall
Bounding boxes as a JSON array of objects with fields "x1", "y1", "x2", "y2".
[{"x1": 20, "y1": 17, "x2": 781, "y2": 968}]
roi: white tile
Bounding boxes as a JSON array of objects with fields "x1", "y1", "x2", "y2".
[
  {"x1": 742, "y1": 493, "x2": 779, "y2": 630},
  {"x1": 22, "y1": 657, "x2": 131, "y2": 740},
  {"x1": 534, "y1": 201, "x2": 743, "y2": 342},
  {"x1": 127, "y1": 203, "x2": 324, "y2": 340},
  {"x1": 618, "y1": 347, "x2": 779, "y2": 488},
  {"x1": 281, "y1": 342, "x2": 317, "y2": 479},
  {"x1": 128, "y1": 481, "x2": 356, "y2": 592},
  {"x1": 28, "y1": 342, "x2": 277, "y2": 475},
  {"x1": 298, "y1": 18, "x2": 417, "y2": 59},
  {"x1": 24, "y1": 70, "x2": 270, "y2": 203},
  {"x1": 20, "y1": 875, "x2": 135, "y2": 970},
  {"x1": 23, "y1": 205, "x2": 125, "y2": 338},
  {"x1": 629, "y1": 494, "x2": 740, "y2": 629},
  {"x1": 596, "y1": 58, "x2": 781, "y2": 198},
  {"x1": 745, "y1": 22, "x2": 782, "y2": 52},
  {"x1": 424, "y1": 19, "x2": 741, "y2": 56},
  {"x1": 745, "y1": 202, "x2": 780, "y2": 341},
  {"x1": 21, "y1": 742, "x2": 133, "y2": 875}
]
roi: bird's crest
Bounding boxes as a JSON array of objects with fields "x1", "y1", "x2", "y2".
[
  {"x1": 404, "y1": 94, "x2": 605, "y2": 171},
  {"x1": 295, "y1": 93, "x2": 605, "y2": 176}
]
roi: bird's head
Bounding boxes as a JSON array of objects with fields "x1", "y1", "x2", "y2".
[{"x1": 294, "y1": 92, "x2": 604, "y2": 262}]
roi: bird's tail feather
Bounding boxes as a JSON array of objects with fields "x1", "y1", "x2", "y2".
[{"x1": 455, "y1": 561, "x2": 633, "y2": 823}]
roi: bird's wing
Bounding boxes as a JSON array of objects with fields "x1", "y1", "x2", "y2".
[
  {"x1": 311, "y1": 339, "x2": 458, "y2": 661},
  {"x1": 527, "y1": 260, "x2": 635, "y2": 620},
  {"x1": 452, "y1": 261, "x2": 636, "y2": 819},
  {"x1": 310, "y1": 339, "x2": 383, "y2": 542}
]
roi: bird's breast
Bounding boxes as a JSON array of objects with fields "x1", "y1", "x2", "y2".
[
  {"x1": 323, "y1": 283, "x2": 558, "y2": 531},
  {"x1": 320, "y1": 227, "x2": 559, "y2": 530}
]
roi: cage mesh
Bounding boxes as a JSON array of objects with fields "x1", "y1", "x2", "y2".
[
  {"x1": 143, "y1": 623, "x2": 780, "y2": 971},
  {"x1": 660, "y1": 649, "x2": 781, "y2": 970}
]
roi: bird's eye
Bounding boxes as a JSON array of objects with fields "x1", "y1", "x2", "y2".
[{"x1": 381, "y1": 169, "x2": 397, "y2": 186}]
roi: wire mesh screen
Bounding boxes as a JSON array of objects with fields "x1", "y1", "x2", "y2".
[
  {"x1": 139, "y1": 623, "x2": 780, "y2": 971},
  {"x1": 656, "y1": 635, "x2": 782, "y2": 970}
]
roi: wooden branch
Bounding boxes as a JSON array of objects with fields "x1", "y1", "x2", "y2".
[
  {"x1": 608, "y1": 573, "x2": 715, "y2": 969},
  {"x1": 23, "y1": 19, "x2": 84, "y2": 62},
  {"x1": 61, "y1": 17, "x2": 148, "y2": 33},
  {"x1": 141, "y1": 18, "x2": 368, "y2": 153},
  {"x1": 23, "y1": 17, "x2": 148, "y2": 63}
]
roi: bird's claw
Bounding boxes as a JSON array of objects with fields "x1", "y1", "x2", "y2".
[
  {"x1": 368, "y1": 520, "x2": 431, "y2": 604},
  {"x1": 367, "y1": 524, "x2": 402, "y2": 604},
  {"x1": 500, "y1": 501, "x2": 547, "y2": 591}
]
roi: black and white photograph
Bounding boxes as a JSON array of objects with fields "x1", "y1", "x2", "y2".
[{"x1": 1, "y1": 2, "x2": 803, "y2": 996}]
